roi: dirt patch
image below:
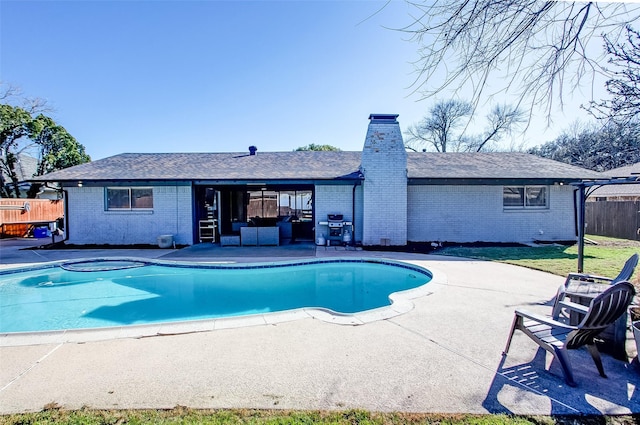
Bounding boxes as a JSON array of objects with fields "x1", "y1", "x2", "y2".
[
  {"x1": 586, "y1": 237, "x2": 640, "y2": 248},
  {"x1": 363, "y1": 241, "x2": 532, "y2": 254}
]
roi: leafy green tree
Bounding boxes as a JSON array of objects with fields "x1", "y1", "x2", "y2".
[
  {"x1": 295, "y1": 144, "x2": 340, "y2": 151},
  {"x1": 26, "y1": 115, "x2": 91, "y2": 198},
  {"x1": 0, "y1": 99, "x2": 90, "y2": 198},
  {"x1": 0, "y1": 104, "x2": 37, "y2": 197}
]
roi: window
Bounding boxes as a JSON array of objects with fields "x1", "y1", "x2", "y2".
[
  {"x1": 503, "y1": 186, "x2": 548, "y2": 209},
  {"x1": 246, "y1": 189, "x2": 313, "y2": 221},
  {"x1": 247, "y1": 190, "x2": 278, "y2": 218},
  {"x1": 106, "y1": 187, "x2": 153, "y2": 210},
  {"x1": 278, "y1": 190, "x2": 312, "y2": 220}
]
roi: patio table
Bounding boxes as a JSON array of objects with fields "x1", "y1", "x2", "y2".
[{"x1": 565, "y1": 279, "x2": 609, "y2": 299}]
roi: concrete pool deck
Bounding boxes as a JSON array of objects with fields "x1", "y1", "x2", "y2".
[{"x1": 2, "y1": 238, "x2": 640, "y2": 415}]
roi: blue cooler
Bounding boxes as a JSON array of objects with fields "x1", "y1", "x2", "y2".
[{"x1": 33, "y1": 227, "x2": 49, "y2": 238}]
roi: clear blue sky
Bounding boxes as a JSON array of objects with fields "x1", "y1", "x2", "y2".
[{"x1": 1, "y1": 0, "x2": 598, "y2": 160}]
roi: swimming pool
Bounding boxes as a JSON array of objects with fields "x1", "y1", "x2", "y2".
[{"x1": 0, "y1": 258, "x2": 434, "y2": 336}]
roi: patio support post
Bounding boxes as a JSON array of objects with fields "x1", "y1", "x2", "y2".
[{"x1": 576, "y1": 184, "x2": 586, "y2": 273}]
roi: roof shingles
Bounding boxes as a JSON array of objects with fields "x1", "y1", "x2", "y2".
[
  {"x1": 37, "y1": 151, "x2": 605, "y2": 182},
  {"x1": 407, "y1": 152, "x2": 605, "y2": 179}
]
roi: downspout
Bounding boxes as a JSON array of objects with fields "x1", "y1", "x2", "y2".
[
  {"x1": 175, "y1": 184, "x2": 180, "y2": 247},
  {"x1": 61, "y1": 188, "x2": 70, "y2": 243},
  {"x1": 572, "y1": 188, "x2": 579, "y2": 239},
  {"x1": 351, "y1": 174, "x2": 363, "y2": 246},
  {"x1": 191, "y1": 185, "x2": 198, "y2": 245},
  {"x1": 351, "y1": 182, "x2": 357, "y2": 246}
]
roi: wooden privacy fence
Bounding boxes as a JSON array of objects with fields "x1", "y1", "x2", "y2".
[
  {"x1": 0, "y1": 199, "x2": 64, "y2": 238},
  {"x1": 585, "y1": 200, "x2": 640, "y2": 241}
]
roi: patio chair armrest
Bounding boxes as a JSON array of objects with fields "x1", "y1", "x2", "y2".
[
  {"x1": 514, "y1": 309, "x2": 576, "y2": 330},
  {"x1": 557, "y1": 300, "x2": 589, "y2": 315}
]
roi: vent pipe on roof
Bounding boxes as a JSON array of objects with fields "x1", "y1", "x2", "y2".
[{"x1": 249, "y1": 146, "x2": 258, "y2": 156}]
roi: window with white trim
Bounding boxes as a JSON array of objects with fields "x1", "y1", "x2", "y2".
[
  {"x1": 106, "y1": 187, "x2": 153, "y2": 210},
  {"x1": 503, "y1": 186, "x2": 548, "y2": 209}
]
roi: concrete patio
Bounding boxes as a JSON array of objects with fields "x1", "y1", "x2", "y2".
[{"x1": 1, "y1": 238, "x2": 640, "y2": 415}]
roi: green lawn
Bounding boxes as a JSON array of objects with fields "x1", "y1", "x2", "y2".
[
  {"x1": 436, "y1": 235, "x2": 640, "y2": 281},
  {"x1": 0, "y1": 407, "x2": 632, "y2": 425}
]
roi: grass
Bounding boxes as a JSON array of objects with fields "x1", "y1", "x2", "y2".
[
  {"x1": 0, "y1": 407, "x2": 636, "y2": 425},
  {"x1": 436, "y1": 235, "x2": 640, "y2": 281},
  {"x1": 3, "y1": 235, "x2": 640, "y2": 425}
]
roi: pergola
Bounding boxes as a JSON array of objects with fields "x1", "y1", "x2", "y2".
[{"x1": 572, "y1": 174, "x2": 640, "y2": 272}]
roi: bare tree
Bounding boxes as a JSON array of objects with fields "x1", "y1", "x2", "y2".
[
  {"x1": 0, "y1": 83, "x2": 20, "y2": 101},
  {"x1": 0, "y1": 81, "x2": 51, "y2": 114},
  {"x1": 474, "y1": 104, "x2": 527, "y2": 152},
  {"x1": 405, "y1": 100, "x2": 524, "y2": 152},
  {"x1": 405, "y1": 99, "x2": 472, "y2": 152},
  {"x1": 402, "y1": 1, "x2": 640, "y2": 121},
  {"x1": 588, "y1": 25, "x2": 640, "y2": 124}
]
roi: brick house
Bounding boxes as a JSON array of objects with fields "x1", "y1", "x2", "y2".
[
  {"x1": 589, "y1": 162, "x2": 640, "y2": 201},
  {"x1": 36, "y1": 114, "x2": 604, "y2": 247}
]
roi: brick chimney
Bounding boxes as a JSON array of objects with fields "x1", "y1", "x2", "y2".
[{"x1": 361, "y1": 114, "x2": 407, "y2": 246}]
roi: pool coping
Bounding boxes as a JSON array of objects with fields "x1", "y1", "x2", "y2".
[{"x1": 0, "y1": 257, "x2": 447, "y2": 347}]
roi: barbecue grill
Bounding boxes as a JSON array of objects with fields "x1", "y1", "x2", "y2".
[{"x1": 319, "y1": 214, "x2": 353, "y2": 245}]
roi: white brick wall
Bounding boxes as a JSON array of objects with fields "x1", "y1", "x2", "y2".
[
  {"x1": 361, "y1": 119, "x2": 407, "y2": 245},
  {"x1": 314, "y1": 185, "x2": 362, "y2": 243},
  {"x1": 66, "y1": 185, "x2": 193, "y2": 245},
  {"x1": 407, "y1": 185, "x2": 577, "y2": 243}
]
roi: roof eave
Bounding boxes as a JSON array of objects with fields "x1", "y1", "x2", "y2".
[{"x1": 408, "y1": 177, "x2": 586, "y2": 185}]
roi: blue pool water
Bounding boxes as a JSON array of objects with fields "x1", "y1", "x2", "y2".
[{"x1": 0, "y1": 259, "x2": 432, "y2": 333}]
